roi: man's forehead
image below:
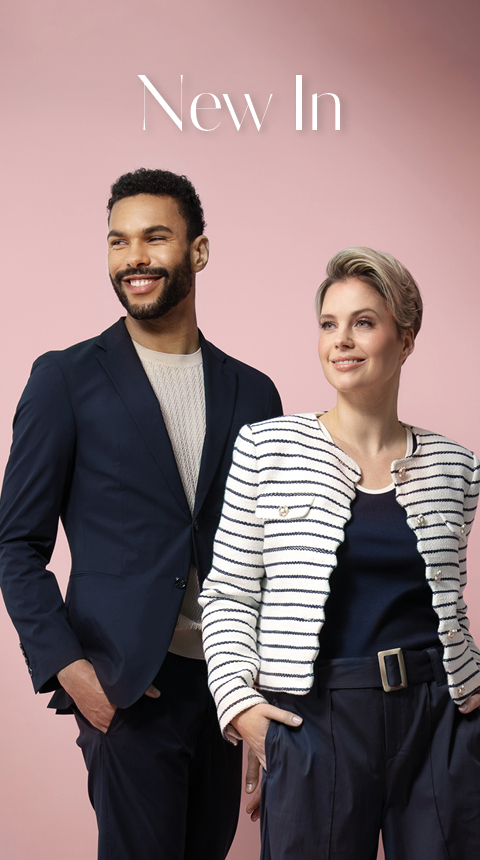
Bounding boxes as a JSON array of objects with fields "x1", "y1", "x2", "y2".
[{"x1": 108, "y1": 193, "x2": 184, "y2": 228}]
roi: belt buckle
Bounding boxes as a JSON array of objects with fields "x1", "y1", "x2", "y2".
[{"x1": 378, "y1": 647, "x2": 408, "y2": 692}]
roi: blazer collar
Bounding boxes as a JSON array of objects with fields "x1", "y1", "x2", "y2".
[
  {"x1": 95, "y1": 319, "x2": 190, "y2": 516},
  {"x1": 194, "y1": 331, "x2": 237, "y2": 516},
  {"x1": 95, "y1": 320, "x2": 238, "y2": 518}
]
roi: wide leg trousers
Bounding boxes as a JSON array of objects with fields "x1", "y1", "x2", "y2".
[
  {"x1": 261, "y1": 652, "x2": 480, "y2": 860},
  {"x1": 74, "y1": 652, "x2": 242, "y2": 860}
]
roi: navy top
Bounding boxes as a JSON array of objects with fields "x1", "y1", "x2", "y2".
[{"x1": 318, "y1": 427, "x2": 441, "y2": 658}]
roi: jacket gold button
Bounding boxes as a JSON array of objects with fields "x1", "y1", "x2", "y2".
[
  {"x1": 434, "y1": 570, "x2": 442, "y2": 582},
  {"x1": 447, "y1": 629, "x2": 458, "y2": 640},
  {"x1": 279, "y1": 506, "x2": 289, "y2": 517},
  {"x1": 398, "y1": 466, "x2": 406, "y2": 479},
  {"x1": 460, "y1": 524, "x2": 466, "y2": 535},
  {"x1": 457, "y1": 685, "x2": 466, "y2": 696},
  {"x1": 416, "y1": 515, "x2": 425, "y2": 526}
]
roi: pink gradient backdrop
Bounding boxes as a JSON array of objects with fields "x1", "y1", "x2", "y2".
[{"x1": 1, "y1": 1, "x2": 479, "y2": 857}]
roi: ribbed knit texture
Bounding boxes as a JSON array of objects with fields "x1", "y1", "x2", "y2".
[
  {"x1": 200, "y1": 414, "x2": 480, "y2": 733},
  {"x1": 133, "y1": 341, "x2": 205, "y2": 653}
]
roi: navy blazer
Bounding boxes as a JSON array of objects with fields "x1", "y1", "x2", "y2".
[{"x1": 0, "y1": 319, "x2": 282, "y2": 708}]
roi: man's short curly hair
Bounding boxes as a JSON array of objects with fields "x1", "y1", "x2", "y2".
[
  {"x1": 315, "y1": 247, "x2": 423, "y2": 338},
  {"x1": 107, "y1": 168, "x2": 206, "y2": 243}
]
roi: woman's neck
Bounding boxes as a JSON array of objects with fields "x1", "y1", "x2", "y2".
[
  {"x1": 322, "y1": 373, "x2": 405, "y2": 450},
  {"x1": 321, "y1": 399, "x2": 404, "y2": 458},
  {"x1": 320, "y1": 388, "x2": 408, "y2": 489}
]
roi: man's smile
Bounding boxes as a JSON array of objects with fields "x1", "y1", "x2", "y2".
[{"x1": 122, "y1": 275, "x2": 163, "y2": 294}]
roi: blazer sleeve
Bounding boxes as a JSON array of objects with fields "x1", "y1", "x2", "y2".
[
  {"x1": 0, "y1": 354, "x2": 85, "y2": 693},
  {"x1": 200, "y1": 424, "x2": 268, "y2": 734},
  {"x1": 268, "y1": 383, "x2": 283, "y2": 421}
]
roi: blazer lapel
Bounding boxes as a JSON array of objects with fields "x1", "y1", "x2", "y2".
[
  {"x1": 194, "y1": 332, "x2": 238, "y2": 517},
  {"x1": 95, "y1": 319, "x2": 190, "y2": 517}
]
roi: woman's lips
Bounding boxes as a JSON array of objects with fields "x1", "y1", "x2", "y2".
[{"x1": 331, "y1": 358, "x2": 365, "y2": 370}]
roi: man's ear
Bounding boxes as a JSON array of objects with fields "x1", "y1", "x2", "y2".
[{"x1": 190, "y1": 235, "x2": 209, "y2": 273}]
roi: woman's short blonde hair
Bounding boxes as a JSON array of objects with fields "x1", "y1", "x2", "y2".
[{"x1": 315, "y1": 247, "x2": 423, "y2": 338}]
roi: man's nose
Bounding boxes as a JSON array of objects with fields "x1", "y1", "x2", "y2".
[{"x1": 126, "y1": 242, "x2": 151, "y2": 268}]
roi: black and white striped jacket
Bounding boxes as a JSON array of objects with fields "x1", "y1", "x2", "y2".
[{"x1": 200, "y1": 414, "x2": 480, "y2": 733}]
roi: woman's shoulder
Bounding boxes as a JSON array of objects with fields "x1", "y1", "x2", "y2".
[
  {"x1": 235, "y1": 413, "x2": 330, "y2": 448},
  {"x1": 246, "y1": 412, "x2": 324, "y2": 437},
  {"x1": 407, "y1": 424, "x2": 479, "y2": 468}
]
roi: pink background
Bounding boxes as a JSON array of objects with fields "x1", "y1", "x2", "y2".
[{"x1": 1, "y1": 1, "x2": 480, "y2": 857}]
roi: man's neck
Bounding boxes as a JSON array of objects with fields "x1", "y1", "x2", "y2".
[{"x1": 125, "y1": 314, "x2": 200, "y2": 355}]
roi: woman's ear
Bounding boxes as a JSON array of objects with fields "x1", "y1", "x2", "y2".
[{"x1": 401, "y1": 328, "x2": 415, "y2": 365}]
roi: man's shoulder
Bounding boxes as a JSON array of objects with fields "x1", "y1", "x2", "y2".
[
  {"x1": 32, "y1": 319, "x2": 127, "y2": 372},
  {"x1": 202, "y1": 336, "x2": 276, "y2": 389}
]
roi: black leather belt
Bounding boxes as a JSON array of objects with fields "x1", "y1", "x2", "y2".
[{"x1": 314, "y1": 647, "x2": 446, "y2": 692}]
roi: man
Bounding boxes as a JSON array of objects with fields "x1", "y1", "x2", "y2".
[{"x1": 0, "y1": 169, "x2": 282, "y2": 860}]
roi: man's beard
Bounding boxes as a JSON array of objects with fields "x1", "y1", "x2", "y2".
[{"x1": 110, "y1": 253, "x2": 193, "y2": 320}]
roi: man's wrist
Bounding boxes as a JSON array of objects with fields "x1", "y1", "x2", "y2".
[{"x1": 57, "y1": 658, "x2": 90, "y2": 686}]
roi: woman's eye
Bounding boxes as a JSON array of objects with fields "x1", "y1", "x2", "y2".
[
  {"x1": 321, "y1": 321, "x2": 335, "y2": 330},
  {"x1": 356, "y1": 318, "x2": 373, "y2": 328}
]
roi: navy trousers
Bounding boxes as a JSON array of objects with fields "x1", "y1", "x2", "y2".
[
  {"x1": 261, "y1": 650, "x2": 480, "y2": 860},
  {"x1": 74, "y1": 652, "x2": 242, "y2": 860}
]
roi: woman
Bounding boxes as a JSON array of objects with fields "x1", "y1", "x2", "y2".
[{"x1": 200, "y1": 248, "x2": 480, "y2": 860}]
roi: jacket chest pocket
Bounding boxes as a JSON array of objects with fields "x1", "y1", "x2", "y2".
[
  {"x1": 255, "y1": 495, "x2": 315, "y2": 522},
  {"x1": 437, "y1": 512, "x2": 468, "y2": 543},
  {"x1": 412, "y1": 511, "x2": 468, "y2": 552}
]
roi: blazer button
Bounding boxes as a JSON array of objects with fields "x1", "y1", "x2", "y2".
[
  {"x1": 434, "y1": 570, "x2": 442, "y2": 582},
  {"x1": 460, "y1": 524, "x2": 466, "y2": 535},
  {"x1": 447, "y1": 629, "x2": 458, "y2": 640},
  {"x1": 278, "y1": 506, "x2": 289, "y2": 517},
  {"x1": 416, "y1": 515, "x2": 425, "y2": 526},
  {"x1": 398, "y1": 466, "x2": 406, "y2": 479},
  {"x1": 194, "y1": 520, "x2": 199, "y2": 532},
  {"x1": 175, "y1": 577, "x2": 187, "y2": 590},
  {"x1": 457, "y1": 684, "x2": 466, "y2": 697},
  {"x1": 28, "y1": 667, "x2": 33, "y2": 677}
]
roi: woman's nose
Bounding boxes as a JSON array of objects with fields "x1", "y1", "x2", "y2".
[{"x1": 334, "y1": 327, "x2": 354, "y2": 348}]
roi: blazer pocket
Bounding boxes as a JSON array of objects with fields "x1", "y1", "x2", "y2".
[
  {"x1": 70, "y1": 569, "x2": 126, "y2": 579},
  {"x1": 255, "y1": 495, "x2": 315, "y2": 522},
  {"x1": 437, "y1": 513, "x2": 468, "y2": 541}
]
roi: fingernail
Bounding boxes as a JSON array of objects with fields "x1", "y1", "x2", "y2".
[
  {"x1": 246, "y1": 783, "x2": 253, "y2": 792},
  {"x1": 152, "y1": 687, "x2": 161, "y2": 697},
  {"x1": 292, "y1": 715, "x2": 302, "y2": 725},
  {"x1": 459, "y1": 704, "x2": 469, "y2": 713},
  {"x1": 252, "y1": 814, "x2": 259, "y2": 822}
]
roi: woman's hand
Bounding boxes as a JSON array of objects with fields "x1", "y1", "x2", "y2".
[
  {"x1": 458, "y1": 693, "x2": 480, "y2": 713},
  {"x1": 245, "y1": 747, "x2": 262, "y2": 822},
  {"x1": 231, "y1": 702, "x2": 302, "y2": 770}
]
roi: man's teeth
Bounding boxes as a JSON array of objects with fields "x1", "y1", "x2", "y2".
[{"x1": 129, "y1": 279, "x2": 154, "y2": 286}]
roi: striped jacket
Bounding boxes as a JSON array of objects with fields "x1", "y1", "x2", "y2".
[{"x1": 200, "y1": 414, "x2": 480, "y2": 733}]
